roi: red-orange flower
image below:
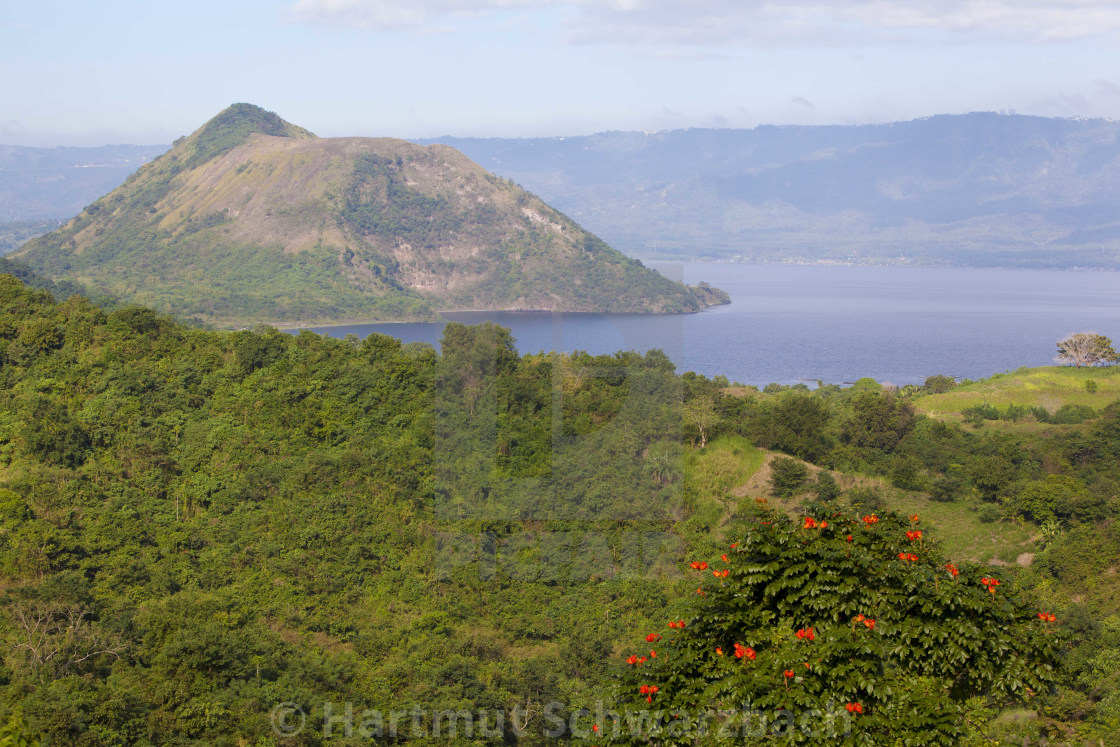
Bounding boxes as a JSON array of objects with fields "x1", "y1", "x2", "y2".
[
  {"x1": 845, "y1": 703, "x2": 864, "y2": 714},
  {"x1": 906, "y1": 530, "x2": 923, "y2": 542},
  {"x1": 803, "y1": 517, "x2": 817, "y2": 529},
  {"x1": 863, "y1": 618, "x2": 876, "y2": 630},
  {"x1": 646, "y1": 633, "x2": 661, "y2": 643},
  {"x1": 803, "y1": 662, "x2": 811, "y2": 670},
  {"x1": 715, "y1": 647, "x2": 724, "y2": 656},
  {"x1": 980, "y1": 577, "x2": 1001, "y2": 595},
  {"x1": 795, "y1": 627, "x2": 816, "y2": 641},
  {"x1": 862, "y1": 514, "x2": 879, "y2": 525},
  {"x1": 946, "y1": 563, "x2": 959, "y2": 578},
  {"x1": 626, "y1": 655, "x2": 639, "y2": 665},
  {"x1": 733, "y1": 643, "x2": 756, "y2": 660},
  {"x1": 783, "y1": 670, "x2": 794, "y2": 679},
  {"x1": 592, "y1": 724, "x2": 599, "y2": 733},
  {"x1": 846, "y1": 535, "x2": 853, "y2": 542},
  {"x1": 721, "y1": 554, "x2": 729, "y2": 562},
  {"x1": 1038, "y1": 612, "x2": 1057, "y2": 622}
]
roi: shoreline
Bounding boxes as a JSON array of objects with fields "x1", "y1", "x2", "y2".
[{"x1": 266, "y1": 305, "x2": 726, "y2": 332}]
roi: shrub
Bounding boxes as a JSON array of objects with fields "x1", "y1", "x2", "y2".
[
  {"x1": 769, "y1": 457, "x2": 809, "y2": 498},
  {"x1": 930, "y1": 471, "x2": 967, "y2": 503},
  {"x1": 1029, "y1": 406, "x2": 1053, "y2": 423},
  {"x1": 891, "y1": 456, "x2": 929, "y2": 492},
  {"x1": 962, "y1": 403, "x2": 1001, "y2": 426},
  {"x1": 1006, "y1": 475, "x2": 1104, "y2": 524},
  {"x1": 924, "y1": 374, "x2": 957, "y2": 393},
  {"x1": 847, "y1": 485, "x2": 885, "y2": 512},
  {"x1": 978, "y1": 503, "x2": 1001, "y2": 523},
  {"x1": 813, "y1": 470, "x2": 841, "y2": 502},
  {"x1": 1051, "y1": 404, "x2": 1096, "y2": 425}
]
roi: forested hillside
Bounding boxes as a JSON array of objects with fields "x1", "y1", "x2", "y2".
[{"x1": 1, "y1": 274, "x2": 1119, "y2": 744}]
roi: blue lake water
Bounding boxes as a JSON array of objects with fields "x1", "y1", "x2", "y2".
[{"x1": 297, "y1": 264, "x2": 1120, "y2": 387}]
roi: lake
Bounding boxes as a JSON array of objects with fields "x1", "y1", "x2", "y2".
[{"x1": 297, "y1": 264, "x2": 1120, "y2": 387}]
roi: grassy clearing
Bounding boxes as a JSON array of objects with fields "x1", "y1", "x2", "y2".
[
  {"x1": 684, "y1": 439, "x2": 1037, "y2": 566},
  {"x1": 882, "y1": 491, "x2": 1037, "y2": 565},
  {"x1": 913, "y1": 365, "x2": 1120, "y2": 421},
  {"x1": 683, "y1": 436, "x2": 766, "y2": 530}
]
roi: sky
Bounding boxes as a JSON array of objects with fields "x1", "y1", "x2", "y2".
[{"x1": 3, "y1": 0, "x2": 1120, "y2": 146}]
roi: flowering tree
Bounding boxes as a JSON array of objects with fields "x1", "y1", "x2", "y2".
[{"x1": 599, "y1": 510, "x2": 1061, "y2": 745}]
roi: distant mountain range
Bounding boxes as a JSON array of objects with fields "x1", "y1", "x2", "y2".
[
  {"x1": 0, "y1": 143, "x2": 167, "y2": 253},
  {"x1": 5, "y1": 112, "x2": 1120, "y2": 270},
  {"x1": 427, "y1": 113, "x2": 1120, "y2": 269},
  {"x1": 11, "y1": 104, "x2": 725, "y2": 326},
  {"x1": 0, "y1": 143, "x2": 167, "y2": 222}
]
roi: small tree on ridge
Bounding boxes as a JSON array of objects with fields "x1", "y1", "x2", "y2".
[{"x1": 1055, "y1": 333, "x2": 1118, "y2": 367}]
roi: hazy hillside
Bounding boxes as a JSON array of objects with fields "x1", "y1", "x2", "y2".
[
  {"x1": 0, "y1": 142, "x2": 167, "y2": 231},
  {"x1": 14, "y1": 104, "x2": 726, "y2": 326},
  {"x1": 430, "y1": 113, "x2": 1120, "y2": 268}
]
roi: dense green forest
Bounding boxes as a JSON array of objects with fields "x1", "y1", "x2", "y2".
[{"x1": 1, "y1": 273, "x2": 1119, "y2": 745}]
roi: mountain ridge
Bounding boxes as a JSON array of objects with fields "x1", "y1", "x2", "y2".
[{"x1": 426, "y1": 112, "x2": 1120, "y2": 268}]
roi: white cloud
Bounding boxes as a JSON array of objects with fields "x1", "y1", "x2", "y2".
[{"x1": 286, "y1": 0, "x2": 1120, "y2": 44}]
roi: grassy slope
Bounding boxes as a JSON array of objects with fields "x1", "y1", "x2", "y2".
[
  {"x1": 913, "y1": 365, "x2": 1120, "y2": 422},
  {"x1": 881, "y1": 490, "x2": 1037, "y2": 564},
  {"x1": 678, "y1": 436, "x2": 1034, "y2": 566}
]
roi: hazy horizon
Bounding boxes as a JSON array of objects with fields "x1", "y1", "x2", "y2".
[{"x1": 4, "y1": 0, "x2": 1120, "y2": 146}]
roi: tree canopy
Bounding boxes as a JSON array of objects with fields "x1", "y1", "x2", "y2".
[
  {"x1": 605, "y1": 510, "x2": 1061, "y2": 745},
  {"x1": 1055, "y1": 333, "x2": 1119, "y2": 367}
]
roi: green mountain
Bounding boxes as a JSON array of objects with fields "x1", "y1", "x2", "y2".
[{"x1": 13, "y1": 104, "x2": 727, "y2": 326}]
